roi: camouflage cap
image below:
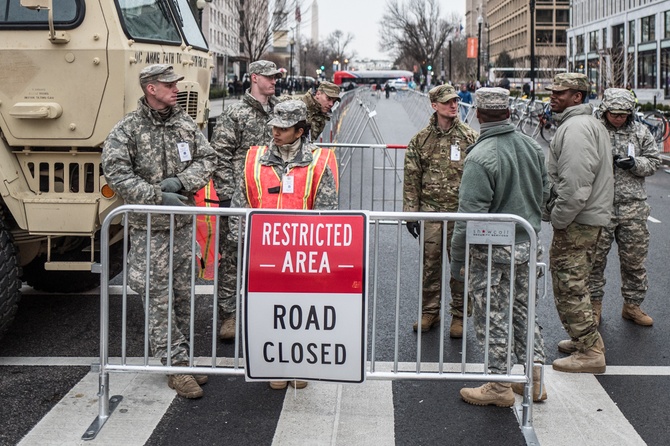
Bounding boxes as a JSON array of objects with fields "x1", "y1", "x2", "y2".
[
  {"x1": 600, "y1": 88, "x2": 635, "y2": 114},
  {"x1": 139, "y1": 64, "x2": 184, "y2": 83},
  {"x1": 267, "y1": 100, "x2": 307, "y2": 128},
  {"x1": 429, "y1": 84, "x2": 459, "y2": 103},
  {"x1": 249, "y1": 60, "x2": 282, "y2": 78},
  {"x1": 545, "y1": 73, "x2": 590, "y2": 92},
  {"x1": 475, "y1": 87, "x2": 510, "y2": 110},
  {"x1": 318, "y1": 81, "x2": 342, "y2": 101}
]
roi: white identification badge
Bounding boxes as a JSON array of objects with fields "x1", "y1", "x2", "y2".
[
  {"x1": 627, "y1": 142, "x2": 635, "y2": 158},
  {"x1": 450, "y1": 144, "x2": 461, "y2": 161},
  {"x1": 282, "y1": 175, "x2": 294, "y2": 193},
  {"x1": 177, "y1": 142, "x2": 191, "y2": 162}
]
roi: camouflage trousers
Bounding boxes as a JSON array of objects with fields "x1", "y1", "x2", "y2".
[
  {"x1": 588, "y1": 201, "x2": 650, "y2": 306},
  {"x1": 127, "y1": 226, "x2": 193, "y2": 365},
  {"x1": 217, "y1": 216, "x2": 239, "y2": 317},
  {"x1": 422, "y1": 221, "x2": 466, "y2": 317},
  {"x1": 550, "y1": 222, "x2": 601, "y2": 351},
  {"x1": 469, "y1": 243, "x2": 546, "y2": 374}
]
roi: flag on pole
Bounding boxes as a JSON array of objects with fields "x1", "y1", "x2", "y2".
[{"x1": 295, "y1": 5, "x2": 301, "y2": 23}]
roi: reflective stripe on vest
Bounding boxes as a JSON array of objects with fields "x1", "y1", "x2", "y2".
[{"x1": 244, "y1": 145, "x2": 333, "y2": 209}]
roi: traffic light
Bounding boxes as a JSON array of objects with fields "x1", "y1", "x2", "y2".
[
  {"x1": 321, "y1": 65, "x2": 325, "y2": 71},
  {"x1": 427, "y1": 65, "x2": 432, "y2": 71}
]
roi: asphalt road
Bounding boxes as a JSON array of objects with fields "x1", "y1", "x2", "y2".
[{"x1": 1, "y1": 90, "x2": 670, "y2": 446}]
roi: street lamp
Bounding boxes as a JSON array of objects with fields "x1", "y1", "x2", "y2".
[
  {"x1": 196, "y1": 0, "x2": 206, "y2": 28},
  {"x1": 303, "y1": 47, "x2": 307, "y2": 79},
  {"x1": 448, "y1": 35, "x2": 452, "y2": 83},
  {"x1": 529, "y1": 0, "x2": 536, "y2": 99},
  {"x1": 344, "y1": 58, "x2": 349, "y2": 71},
  {"x1": 477, "y1": 14, "x2": 483, "y2": 83},
  {"x1": 289, "y1": 37, "x2": 295, "y2": 92}
]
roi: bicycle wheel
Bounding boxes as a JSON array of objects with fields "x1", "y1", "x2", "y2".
[
  {"x1": 540, "y1": 120, "x2": 557, "y2": 143},
  {"x1": 519, "y1": 116, "x2": 537, "y2": 136},
  {"x1": 643, "y1": 111, "x2": 669, "y2": 143},
  {"x1": 510, "y1": 110, "x2": 521, "y2": 127}
]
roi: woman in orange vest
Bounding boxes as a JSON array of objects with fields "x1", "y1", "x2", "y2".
[{"x1": 230, "y1": 99, "x2": 338, "y2": 390}]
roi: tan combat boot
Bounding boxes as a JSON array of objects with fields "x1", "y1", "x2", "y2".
[
  {"x1": 449, "y1": 316, "x2": 463, "y2": 338},
  {"x1": 219, "y1": 315, "x2": 236, "y2": 340},
  {"x1": 511, "y1": 365, "x2": 547, "y2": 402},
  {"x1": 557, "y1": 339, "x2": 578, "y2": 354},
  {"x1": 269, "y1": 380, "x2": 308, "y2": 390},
  {"x1": 168, "y1": 374, "x2": 204, "y2": 399},
  {"x1": 413, "y1": 313, "x2": 440, "y2": 332},
  {"x1": 592, "y1": 300, "x2": 602, "y2": 327},
  {"x1": 552, "y1": 333, "x2": 606, "y2": 374},
  {"x1": 460, "y1": 382, "x2": 515, "y2": 407},
  {"x1": 622, "y1": 303, "x2": 653, "y2": 326}
]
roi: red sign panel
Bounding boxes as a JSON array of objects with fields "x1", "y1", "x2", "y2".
[
  {"x1": 246, "y1": 212, "x2": 367, "y2": 294},
  {"x1": 467, "y1": 37, "x2": 478, "y2": 59}
]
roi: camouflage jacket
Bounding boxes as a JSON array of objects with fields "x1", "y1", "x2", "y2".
[
  {"x1": 102, "y1": 97, "x2": 216, "y2": 229},
  {"x1": 601, "y1": 118, "x2": 660, "y2": 204},
  {"x1": 299, "y1": 91, "x2": 330, "y2": 141},
  {"x1": 403, "y1": 113, "x2": 478, "y2": 212},
  {"x1": 211, "y1": 89, "x2": 281, "y2": 200}
]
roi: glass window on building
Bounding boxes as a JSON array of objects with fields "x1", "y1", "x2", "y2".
[
  {"x1": 536, "y1": 9, "x2": 552, "y2": 24},
  {"x1": 589, "y1": 30, "x2": 599, "y2": 52},
  {"x1": 629, "y1": 20, "x2": 635, "y2": 46},
  {"x1": 665, "y1": 11, "x2": 670, "y2": 39},
  {"x1": 556, "y1": 9, "x2": 569, "y2": 25},
  {"x1": 641, "y1": 15, "x2": 655, "y2": 42},
  {"x1": 638, "y1": 50, "x2": 657, "y2": 88},
  {"x1": 602, "y1": 28, "x2": 607, "y2": 47},
  {"x1": 569, "y1": 36, "x2": 573, "y2": 57},
  {"x1": 556, "y1": 30, "x2": 567, "y2": 45},
  {"x1": 612, "y1": 23, "x2": 625, "y2": 47},
  {"x1": 576, "y1": 34, "x2": 585, "y2": 53},
  {"x1": 662, "y1": 48, "x2": 670, "y2": 97},
  {"x1": 537, "y1": 30, "x2": 553, "y2": 44}
]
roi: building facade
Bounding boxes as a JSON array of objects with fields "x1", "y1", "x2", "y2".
[
  {"x1": 567, "y1": 0, "x2": 670, "y2": 100},
  {"x1": 201, "y1": 0, "x2": 242, "y2": 88}
]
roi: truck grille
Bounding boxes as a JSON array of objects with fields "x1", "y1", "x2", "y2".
[
  {"x1": 177, "y1": 90, "x2": 199, "y2": 120},
  {"x1": 17, "y1": 152, "x2": 101, "y2": 194}
]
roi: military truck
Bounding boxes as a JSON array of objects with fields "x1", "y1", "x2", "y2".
[{"x1": 0, "y1": 0, "x2": 213, "y2": 337}]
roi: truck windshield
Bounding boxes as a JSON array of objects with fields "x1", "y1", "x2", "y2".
[
  {"x1": 0, "y1": 0, "x2": 79, "y2": 25},
  {"x1": 117, "y1": 0, "x2": 181, "y2": 43},
  {"x1": 168, "y1": 0, "x2": 207, "y2": 50}
]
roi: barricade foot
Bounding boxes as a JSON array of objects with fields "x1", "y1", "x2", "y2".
[{"x1": 81, "y1": 395, "x2": 123, "y2": 441}]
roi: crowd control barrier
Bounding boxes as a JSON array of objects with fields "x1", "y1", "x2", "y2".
[{"x1": 85, "y1": 205, "x2": 546, "y2": 446}]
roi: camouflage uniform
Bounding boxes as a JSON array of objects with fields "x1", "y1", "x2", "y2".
[
  {"x1": 299, "y1": 91, "x2": 330, "y2": 141},
  {"x1": 588, "y1": 89, "x2": 661, "y2": 306},
  {"x1": 210, "y1": 62, "x2": 282, "y2": 317},
  {"x1": 102, "y1": 92, "x2": 216, "y2": 365},
  {"x1": 545, "y1": 73, "x2": 613, "y2": 352},
  {"x1": 230, "y1": 101, "x2": 338, "y2": 216},
  {"x1": 403, "y1": 86, "x2": 478, "y2": 317},
  {"x1": 451, "y1": 87, "x2": 547, "y2": 374}
]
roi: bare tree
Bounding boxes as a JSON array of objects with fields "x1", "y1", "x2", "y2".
[
  {"x1": 379, "y1": 0, "x2": 457, "y2": 76},
  {"x1": 324, "y1": 30, "x2": 356, "y2": 68},
  {"x1": 238, "y1": 0, "x2": 289, "y2": 62}
]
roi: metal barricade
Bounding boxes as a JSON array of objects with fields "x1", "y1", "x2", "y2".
[{"x1": 87, "y1": 205, "x2": 545, "y2": 445}]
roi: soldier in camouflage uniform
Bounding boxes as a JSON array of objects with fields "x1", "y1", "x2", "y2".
[
  {"x1": 544, "y1": 73, "x2": 613, "y2": 374},
  {"x1": 298, "y1": 81, "x2": 341, "y2": 141},
  {"x1": 451, "y1": 88, "x2": 548, "y2": 406},
  {"x1": 210, "y1": 60, "x2": 283, "y2": 340},
  {"x1": 403, "y1": 84, "x2": 478, "y2": 337},
  {"x1": 585, "y1": 88, "x2": 660, "y2": 327},
  {"x1": 102, "y1": 64, "x2": 216, "y2": 398},
  {"x1": 231, "y1": 100, "x2": 337, "y2": 390}
]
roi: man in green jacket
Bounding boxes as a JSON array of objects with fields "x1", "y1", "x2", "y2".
[
  {"x1": 451, "y1": 87, "x2": 549, "y2": 406},
  {"x1": 299, "y1": 81, "x2": 341, "y2": 141},
  {"x1": 545, "y1": 73, "x2": 613, "y2": 374}
]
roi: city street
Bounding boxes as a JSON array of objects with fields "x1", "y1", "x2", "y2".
[{"x1": 1, "y1": 91, "x2": 670, "y2": 446}]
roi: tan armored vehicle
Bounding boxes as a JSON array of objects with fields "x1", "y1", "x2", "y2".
[{"x1": 0, "y1": 0, "x2": 212, "y2": 337}]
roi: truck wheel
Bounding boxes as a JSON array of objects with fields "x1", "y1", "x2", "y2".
[
  {"x1": 21, "y1": 241, "x2": 124, "y2": 293},
  {"x1": 0, "y1": 221, "x2": 22, "y2": 339}
]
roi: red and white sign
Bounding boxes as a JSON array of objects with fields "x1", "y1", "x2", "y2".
[
  {"x1": 244, "y1": 211, "x2": 368, "y2": 383},
  {"x1": 467, "y1": 37, "x2": 478, "y2": 59}
]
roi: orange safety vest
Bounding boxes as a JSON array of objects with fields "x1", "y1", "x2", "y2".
[{"x1": 244, "y1": 145, "x2": 335, "y2": 209}]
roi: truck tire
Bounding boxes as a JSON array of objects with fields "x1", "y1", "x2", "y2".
[
  {"x1": 21, "y1": 241, "x2": 124, "y2": 293},
  {"x1": 0, "y1": 220, "x2": 22, "y2": 339}
]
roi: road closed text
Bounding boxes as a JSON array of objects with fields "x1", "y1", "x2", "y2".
[{"x1": 263, "y1": 304, "x2": 346, "y2": 365}]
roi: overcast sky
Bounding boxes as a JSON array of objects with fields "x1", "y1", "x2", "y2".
[{"x1": 298, "y1": 0, "x2": 466, "y2": 60}]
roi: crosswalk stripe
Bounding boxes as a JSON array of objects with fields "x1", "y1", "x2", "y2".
[{"x1": 7, "y1": 357, "x2": 661, "y2": 446}]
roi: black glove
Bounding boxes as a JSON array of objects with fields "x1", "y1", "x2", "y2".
[
  {"x1": 162, "y1": 192, "x2": 187, "y2": 206},
  {"x1": 613, "y1": 154, "x2": 635, "y2": 170},
  {"x1": 406, "y1": 221, "x2": 420, "y2": 239},
  {"x1": 160, "y1": 177, "x2": 182, "y2": 193}
]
